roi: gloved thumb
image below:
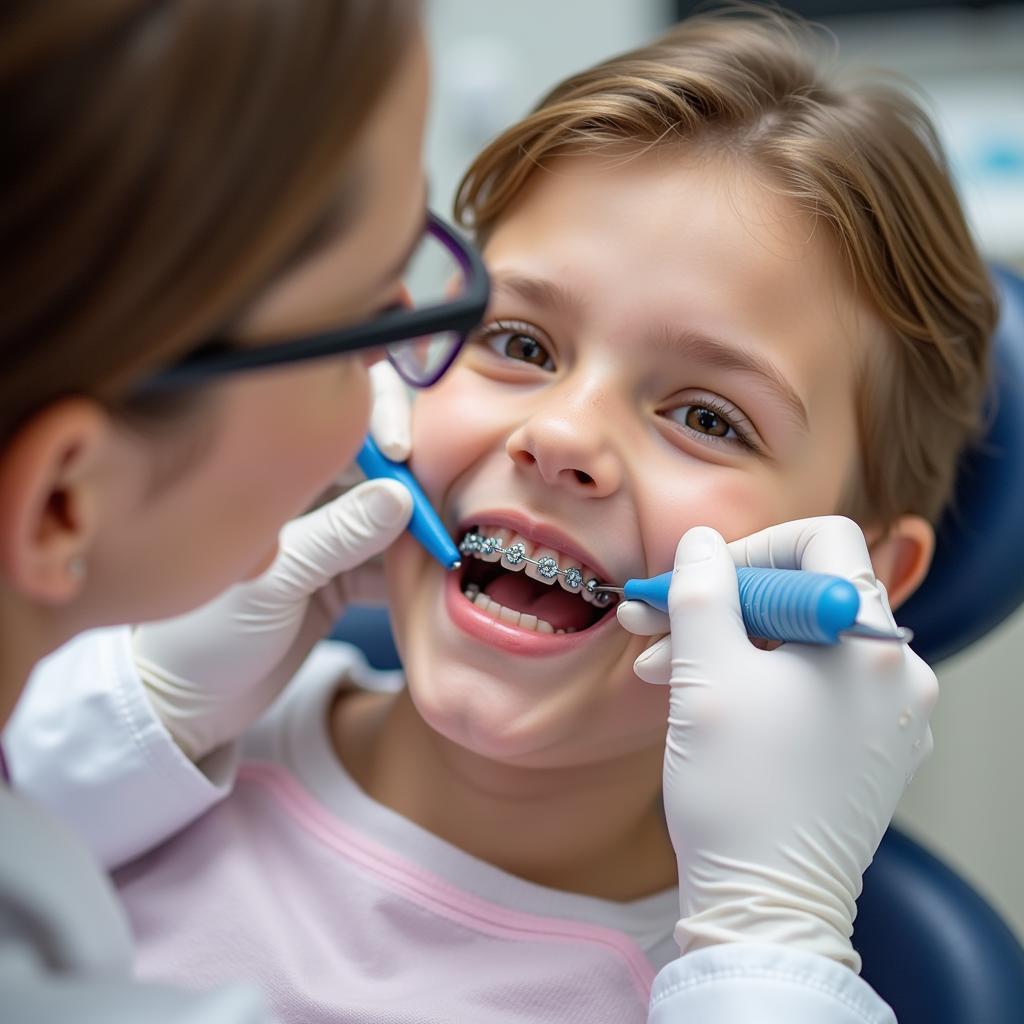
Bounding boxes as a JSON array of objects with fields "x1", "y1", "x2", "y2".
[
  {"x1": 273, "y1": 479, "x2": 413, "y2": 597},
  {"x1": 617, "y1": 600, "x2": 672, "y2": 685},
  {"x1": 668, "y1": 526, "x2": 746, "y2": 666},
  {"x1": 631, "y1": 634, "x2": 673, "y2": 685}
]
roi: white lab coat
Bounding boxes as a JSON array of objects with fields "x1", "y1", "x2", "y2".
[
  {"x1": 0, "y1": 783, "x2": 268, "y2": 1024},
  {"x1": 3, "y1": 628, "x2": 897, "y2": 1024}
]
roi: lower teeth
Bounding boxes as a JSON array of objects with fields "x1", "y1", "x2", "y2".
[{"x1": 462, "y1": 588, "x2": 577, "y2": 634}]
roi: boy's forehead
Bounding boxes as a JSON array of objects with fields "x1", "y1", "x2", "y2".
[{"x1": 484, "y1": 152, "x2": 875, "y2": 382}]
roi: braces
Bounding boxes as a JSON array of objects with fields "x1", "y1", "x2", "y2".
[{"x1": 458, "y1": 531, "x2": 615, "y2": 607}]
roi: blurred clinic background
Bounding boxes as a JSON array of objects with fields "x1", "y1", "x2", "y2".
[{"x1": 423, "y1": 0, "x2": 1024, "y2": 939}]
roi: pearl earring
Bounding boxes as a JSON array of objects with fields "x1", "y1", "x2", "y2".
[{"x1": 67, "y1": 556, "x2": 86, "y2": 581}]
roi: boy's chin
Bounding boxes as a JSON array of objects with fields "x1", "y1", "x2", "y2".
[{"x1": 404, "y1": 656, "x2": 588, "y2": 764}]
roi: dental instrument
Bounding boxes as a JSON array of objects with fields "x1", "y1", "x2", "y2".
[
  {"x1": 458, "y1": 532, "x2": 912, "y2": 645},
  {"x1": 356, "y1": 436, "x2": 462, "y2": 571}
]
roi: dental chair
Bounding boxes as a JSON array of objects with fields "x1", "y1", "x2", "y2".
[{"x1": 331, "y1": 265, "x2": 1024, "y2": 1023}]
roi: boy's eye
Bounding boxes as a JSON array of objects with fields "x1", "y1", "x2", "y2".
[
  {"x1": 681, "y1": 405, "x2": 732, "y2": 438},
  {"x1": 477, "y1": 322, "x2": 555, "y2": 370},
  {"x1": 503, "y1": 334, "x2": 550, "y2": 367},
  {"x1": 663, "y1": 396, "x2": 760, "y2": 452}
]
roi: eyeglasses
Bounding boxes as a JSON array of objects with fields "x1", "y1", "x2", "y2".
[{"x1": 140, "y1": 211, "x2": 489, "y2": 392}]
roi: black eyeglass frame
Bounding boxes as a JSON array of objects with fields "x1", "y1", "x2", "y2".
[{"x1": 140, "y1": 211, "x2": 489, "y2": 392}]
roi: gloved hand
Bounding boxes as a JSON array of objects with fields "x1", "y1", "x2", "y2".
[
  {"x1": 618, "y1": 516, "x2": 937, "y2": 971},
  {"x1": 136, "y1": 362, "x2": 413, "y2": 762}
]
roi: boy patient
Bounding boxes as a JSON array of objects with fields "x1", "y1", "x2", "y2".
[{"x1": 113, "y1": 11, "x2": 995, "y2": 1023}]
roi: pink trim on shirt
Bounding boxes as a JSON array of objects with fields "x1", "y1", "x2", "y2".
[{"x1": 238, "y1": 760, "x2": 657, "y2": 1000}]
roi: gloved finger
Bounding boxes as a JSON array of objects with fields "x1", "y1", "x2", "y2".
[
  {"x1": 274, "y1": 479, "x2": 413, "y2": 596},
  {"x1": 616, "y1": 600, "x2": 670, "y2": 637},
  {"x1": 631, "y1": 634, "x2": 672, "y2": 685},
  {"x1": 668, "y1": 526, "x2": 747, "y2": 666},
  {"x1": 369, "y1": 361, "x2": 413, "y2": 461},
  {"x1": 726, "y1": 515, "x2": 895, "y2": 631},
  {"x1": 727, "y1": 515, "x2": 872, "y2": 579}
]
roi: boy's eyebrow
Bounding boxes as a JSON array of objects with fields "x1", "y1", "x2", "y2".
[
  {"x1": 652, "y1": 328, "x2": 810, "y2": 433},
  {"x1": 489, "y1": 273, "x2": 584, "y2": 318}
]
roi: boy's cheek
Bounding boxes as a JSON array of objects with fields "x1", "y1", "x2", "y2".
[
  {"x1": 407, "y1": 376, "x2": 498, "y2": 502},
  {"x1": 636, "y1": 467, "x2": 821, "y2": 572}
]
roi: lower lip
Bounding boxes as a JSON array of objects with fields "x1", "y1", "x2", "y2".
[{"x1": 443, "y1": 570, "x2": 618, "y2": 656}]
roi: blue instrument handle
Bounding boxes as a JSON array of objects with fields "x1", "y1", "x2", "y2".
[
  {"x1": 355, "y1": 437, "x2": 462, "y2": 571},
  {"x1": 623, "y1": 567, "x2": 860, "y2": 645}
]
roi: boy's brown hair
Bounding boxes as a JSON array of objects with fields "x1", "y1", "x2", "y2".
[{"x1": 455, "y1": 7, "x2": 997, "y2": 527}]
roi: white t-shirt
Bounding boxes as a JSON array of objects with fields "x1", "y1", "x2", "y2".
[{"x1": 114, "y1": 644, "x2": 680, "y2": 1022}]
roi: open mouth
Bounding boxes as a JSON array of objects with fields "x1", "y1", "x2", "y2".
[{"x1": 456, "y1": 525, "x2": 619, "y2": 635}]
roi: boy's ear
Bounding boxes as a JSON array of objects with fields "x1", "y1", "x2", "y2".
[
  {"x1": 0, "y1": 399, "x2": 110, "y2": 605},
  {"x1": 866, "y1": 514, "x2": 935, "y2": 610}
]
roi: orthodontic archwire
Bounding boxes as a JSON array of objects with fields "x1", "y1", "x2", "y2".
[{"x1": 459, "y1": 532, "x2": 616, "y2": 607}]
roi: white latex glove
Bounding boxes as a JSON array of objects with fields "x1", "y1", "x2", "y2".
[
  {"x1": 618, "y1": 516, "x2": 937, "y2": 971},
  {"x1": 136, "y1": 362, "x2": 413, "y2": 762}
]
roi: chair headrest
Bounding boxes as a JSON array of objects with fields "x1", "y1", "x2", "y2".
[{"x1": 899, "y1": 266, "x2": 1024, "y2": 664}]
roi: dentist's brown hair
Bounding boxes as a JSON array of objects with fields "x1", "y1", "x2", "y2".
[
  {"x1": 456, "y1": 6, "x2": 997, "y2": 527},
  {"x1": 0, "y1": 0, "x2": 418, "y2": 441}
]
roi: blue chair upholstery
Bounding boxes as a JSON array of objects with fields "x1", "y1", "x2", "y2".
[
  {"x1": 899, "y1": 266, "x2": 1024, "y2": 664},
  {"x1": 856, "y1": 828, "x2": 1024, "y2": 1023},
  {"x1": 332, "y1": 265, "x2": 1024, "y2": 1021}
]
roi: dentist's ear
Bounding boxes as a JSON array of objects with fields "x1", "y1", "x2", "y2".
[
  {"x1": 866, "y1": 514, "x2": 935, "y2": 610},
  {"x1": 0, "y1": 398, "x2": 110, "y2": 605}
]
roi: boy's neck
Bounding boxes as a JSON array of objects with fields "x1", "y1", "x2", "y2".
[{"x1": 330, "y1": 685, "x2": 677, "y2": 902}]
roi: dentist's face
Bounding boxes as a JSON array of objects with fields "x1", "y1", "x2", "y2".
[{"x1": 385, "y1": 152, "x2": 878, "y2": 766}]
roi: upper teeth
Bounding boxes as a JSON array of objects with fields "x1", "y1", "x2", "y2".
[{"x1": 459, "y1": 529, "x2": 614, "y2": 607}]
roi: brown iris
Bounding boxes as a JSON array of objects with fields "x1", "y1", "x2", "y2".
[
  {"x1": 686, "y1": 405, "x2": 730, "y2": 437},
  {"x1": 505, "y1": 334, "x2": 549, "y2": 367}
]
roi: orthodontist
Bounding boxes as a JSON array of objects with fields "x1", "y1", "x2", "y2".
[
  {"x1": 1, "y1": 3, "x2": 484, "y2": 1021},
  {"x1": 2, "y1": 3, "x2": 929, "y2": 1023}
]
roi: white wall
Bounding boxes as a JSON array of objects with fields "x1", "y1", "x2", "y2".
[
  {"x1": 424, "y1": 0, "x2": 672, "y2": 217},
  {"x1": 424, "y1": 0, "x2": 1024, "y2": 939}
]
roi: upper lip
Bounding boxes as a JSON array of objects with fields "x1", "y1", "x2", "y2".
[{"x1": 457, "y1": 509, "x2": 623, "y2": 585}]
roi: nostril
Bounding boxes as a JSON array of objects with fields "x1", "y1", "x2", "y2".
[{"x1": 574, "y1": 470, "x2": 594, "y2": 486}]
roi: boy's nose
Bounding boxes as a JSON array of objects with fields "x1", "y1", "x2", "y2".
[{"x1": 505, "y1": 411, "x2": 622, "y2": 498}]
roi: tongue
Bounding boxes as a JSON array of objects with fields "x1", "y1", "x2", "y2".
[{"x1": 484, "y1": 573, "x2": 596, "y2": 632}]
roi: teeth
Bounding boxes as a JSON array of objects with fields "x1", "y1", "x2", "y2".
[
  {"x1": 478, "y1": 528, "x2": 511, "y2": 563},
  {"x1": 525, "y1": 547, "x2": 561, "y2": 586},
  {"x1": 558, "y1": 562, "x2": 584, "y2": 593},
  {"x1": 462, "y1": 586, "x2": 559, "y2": 634},
  {"x1": 501, "y1": 541, "x2": 528, "y2": 571},
  {"x1": 461, "y1": 526, "x2": 615, "y2": 608}
]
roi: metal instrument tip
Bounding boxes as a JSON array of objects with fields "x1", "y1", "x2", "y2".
[{"x1": 841, "y1": 623, "x2": 914, "y2": 644}]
